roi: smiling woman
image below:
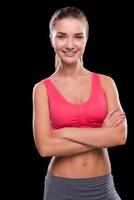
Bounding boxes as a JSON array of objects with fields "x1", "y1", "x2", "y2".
[
  {"x1": 50, "y1": 20, "x2": 87, "y2": 69},
  {"x1": 32, "y1": 6, "x2": 127, "y2": 200},
  {"x1": 49, "y1": 7, "x2": 88, "y2": 70}
]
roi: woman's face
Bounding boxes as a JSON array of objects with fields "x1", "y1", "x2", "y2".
[{"x1": 51, "y1": 18, "x2": 87, "y2": 65}]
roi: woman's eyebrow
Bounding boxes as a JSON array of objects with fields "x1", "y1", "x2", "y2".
[
  {"x1": 57, "y1": 32, "x2": 66, "y2": 35},
  {"x1": 75, "y1": 33, "x2": 84, "y2": 35},
  {"x1": 57, "y1": 32, "x2": 84, "y2": 35}
]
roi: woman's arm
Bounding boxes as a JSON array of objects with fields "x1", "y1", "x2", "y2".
[
  {"x1": 32, "y1": 82, "x2": 94, "y2": 158},
  {"x1": 53, "y1": 121, "x2": 127, "y2": 148},
  {"x1": 52, "y1": 75, "x2": 128, "y2": 148}
]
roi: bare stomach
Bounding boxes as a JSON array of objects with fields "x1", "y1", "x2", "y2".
[{"x1": 48, "y1": 148, "x2": 111, "y2": 178}]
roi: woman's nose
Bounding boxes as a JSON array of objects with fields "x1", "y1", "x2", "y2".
[{"x1": 65, "y1": 38, "x2": 74, "y2": 49}]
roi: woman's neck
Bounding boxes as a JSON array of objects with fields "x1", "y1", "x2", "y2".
[{"x1": 55, "y1": 63, "x2": 86, "y2": 78}]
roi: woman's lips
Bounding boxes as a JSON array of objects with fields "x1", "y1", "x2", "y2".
[{"x1": 62, "y1": 51, "x2": 77, "y2": 57}]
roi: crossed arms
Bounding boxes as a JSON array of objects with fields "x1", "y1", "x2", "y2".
[{"x1": 32, "y1": 75, "x2": 127, "y2": 157}]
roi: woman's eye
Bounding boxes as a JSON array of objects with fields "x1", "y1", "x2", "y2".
[
  {"x1": 56, "y1": 35, "x2": 84, "y2": 39},
  {"x1": 56, "y1": 35, "x2": 66, "y2": 38},
  {"x1": 75, "y1": 36, "x2": 83, "y2": 39}
]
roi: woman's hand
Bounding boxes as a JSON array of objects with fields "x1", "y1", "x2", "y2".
[
  {"x1": 103, "y1": 108, "x2": 125, "y2": 127},
  {"x1": 51, "y1": 128, "x2": 67, "y2": 138}
]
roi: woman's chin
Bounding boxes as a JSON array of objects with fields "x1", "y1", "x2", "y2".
[{"x1": 62, "y1": 57, "x2": 80, "y2": 65}]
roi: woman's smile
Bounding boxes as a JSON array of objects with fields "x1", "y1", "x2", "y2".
[{"x1": 62, "y1": 50, "x2": 78, "y2": 57}]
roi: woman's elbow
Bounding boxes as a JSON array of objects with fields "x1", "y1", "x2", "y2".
[
  {"x1": 34, "y1": 134, "x2": 53, "y2": 157},
  {"x1": 117, "y1": 123, "x2": 128, "y2": 145},
  {"x1": 37, "y1": 146, "x2": 52, "y2": 157},
  {"x1": 36, "y1": 141, "x2": 51, "y2": 157},
  {"x1": 119, "y1": 131, "x2": 127, "y2": 145}
]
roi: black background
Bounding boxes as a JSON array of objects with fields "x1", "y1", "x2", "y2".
[{"x1": 6, "y1": 0, "x2": 133, "y2": 199}]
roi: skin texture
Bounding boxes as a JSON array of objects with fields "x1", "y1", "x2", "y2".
[{"x1": 33, "y1": 18, "x2": 127, "y2": 178}]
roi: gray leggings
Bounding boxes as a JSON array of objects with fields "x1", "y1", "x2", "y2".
[{"x1": 43, "y1": 171, "x2": 121, "y2": 200}]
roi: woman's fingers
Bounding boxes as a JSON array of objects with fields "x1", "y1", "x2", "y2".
[
  {"x1": 112, "y1": 114, "x2": 125, "y2": 123},
  {"x1": 106, "y1": 109, "x2": 125, "y2": 121},
  {"x1": 105, "y1": 108, "x2": 119, "y2": 119},
  {"x1": 110, "y1": 112, "x2": 125, "y2": 122},
  {"x1": 112, "y1": 117, "x2": 126, "y2": 126},
  {"x1": 103, "y1": 109, "x2": 125, "y2": 127}
]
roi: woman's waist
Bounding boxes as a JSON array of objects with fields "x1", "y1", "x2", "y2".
[{"x1": 48, "y1": 149, "x2": 111, "y2": 178}]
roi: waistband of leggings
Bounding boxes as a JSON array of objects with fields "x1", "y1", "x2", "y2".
[{"x1": 45, "y1": 171, "x2": 113, "y2": 185}]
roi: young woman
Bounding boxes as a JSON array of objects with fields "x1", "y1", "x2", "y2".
[{"x1": 32, "y1": 7, "x2": 127, "y2": 200}]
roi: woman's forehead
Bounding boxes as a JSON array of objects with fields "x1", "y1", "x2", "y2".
[{"x1": 53, "y1": 18, "x2": 86, "y2": 33}]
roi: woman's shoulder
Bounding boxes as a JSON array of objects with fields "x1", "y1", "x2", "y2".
[
  {"x1": 92, "y1": 72, "x2": 117, "y2": 94},
  {"x1": 32, "y1": 72, "x2": 58, "y2": 95},
  {"x1": 94, "y1": 72, "x2": 115, "y2": 85},
  {"x1": 33, "y1": 79, "x2": 48, "y2": 97}
]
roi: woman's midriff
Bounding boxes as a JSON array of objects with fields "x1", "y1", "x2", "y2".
[{"x1": 48, "y1": 148, "x2": 111, "y2": 178}]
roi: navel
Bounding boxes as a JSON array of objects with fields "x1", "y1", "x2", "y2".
[{"x1": 82, "y1": 161, "x2": 88, "y2": 166}]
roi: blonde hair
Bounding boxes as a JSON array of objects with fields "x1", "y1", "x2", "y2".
[
  {"x1": 55, "y1": 54, "x2": 61, "y2": 69},
  {"x1": 49, "y1": 7, "x2": 89, "y2": 69}
]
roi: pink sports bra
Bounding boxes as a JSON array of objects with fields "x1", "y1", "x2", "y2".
[{"x1": 43, "y1": 72, "x2": 108, "y2": 129}]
